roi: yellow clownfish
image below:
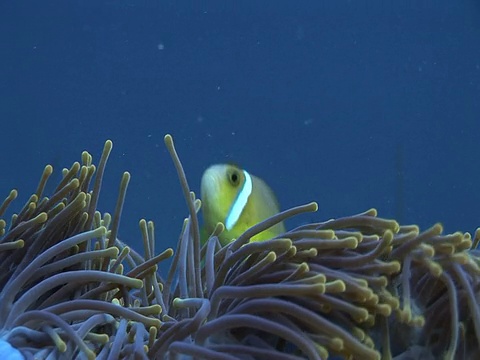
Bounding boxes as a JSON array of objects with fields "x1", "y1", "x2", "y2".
[{"x1": 200, "y1": 164, "x2": 285, "y2": 246}]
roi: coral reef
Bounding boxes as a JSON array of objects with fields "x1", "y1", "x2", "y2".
[{"x1": 0, "y1": 135, "x2": 479, "y2": 359}]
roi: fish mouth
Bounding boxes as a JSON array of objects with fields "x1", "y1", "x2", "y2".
[{"x1": 200, "y1": 168, "x2": 221, "y2": 203}]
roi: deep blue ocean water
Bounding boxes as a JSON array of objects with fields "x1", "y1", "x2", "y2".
[{"x1": 1, "y1": 1, "x2": 479, "y2": 273}]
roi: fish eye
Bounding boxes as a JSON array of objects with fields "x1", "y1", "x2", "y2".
[{"x1": 228, "y1": 169, "x2": 241, "y2": 186}]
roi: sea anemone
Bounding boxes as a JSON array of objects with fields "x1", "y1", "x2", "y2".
[
  {"x1": 0, "y1": 135, "x2": 479, "y2": 359},
  {"x1": 0, "y1": 141, "x2": 164, "y2": 360}
]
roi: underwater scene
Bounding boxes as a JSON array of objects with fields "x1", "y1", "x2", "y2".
[{"x1": 1, "y1": 1, "x2": 480, "y2": 359}]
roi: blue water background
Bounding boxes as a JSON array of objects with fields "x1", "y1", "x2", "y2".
[{"x1": 1, "y1": 1, "x2": 479, "y2": 273}]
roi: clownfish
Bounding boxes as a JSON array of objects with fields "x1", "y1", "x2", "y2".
[{"x1": 200, "y1": 164, "x2": 285, "y2": 246}]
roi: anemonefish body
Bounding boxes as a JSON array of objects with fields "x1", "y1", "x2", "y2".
[{"x1": 201, "y1": 164, "x2": 285, "y2": 246}]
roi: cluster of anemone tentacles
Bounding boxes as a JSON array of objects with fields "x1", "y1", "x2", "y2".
[{"x1": 0, "y1": 136, "x2": 479, "y2": 360}]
